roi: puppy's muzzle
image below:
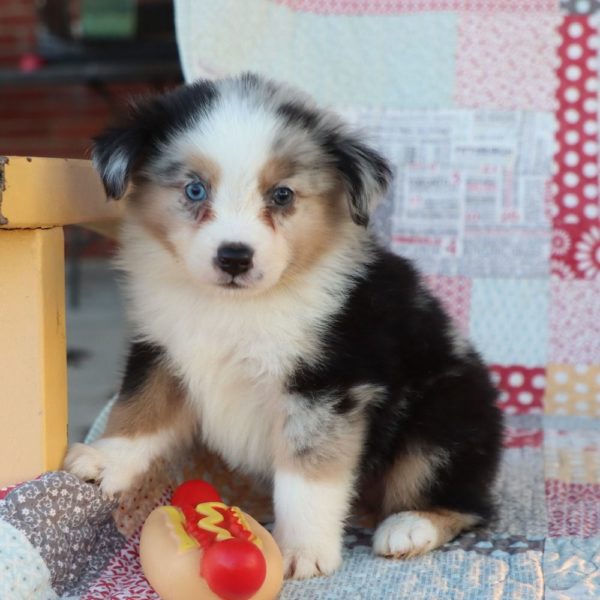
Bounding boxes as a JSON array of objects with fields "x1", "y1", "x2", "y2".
[{"x1": 215, "y1": 243, "x2": 254, "y2": 276}]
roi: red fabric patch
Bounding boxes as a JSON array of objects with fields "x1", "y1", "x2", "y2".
[
  {"x1": 504, "y1": 427, "x2": 544, "y2": 449},
  {"x1": 455, "y1": 13, "x2": 560, "y2": 111},
  {"x1": 549, "y1": 280, "x2": 600, "y2": 363},
  {"x1": 83, "y1": 529, "x2": 159, "y2": 600},
  {"x1": 0, "y1": 485, "x2": 18, "y2": 500},
  {"x1": 552, "y1": 16, "x2": 600, "y2": 280},
  {"x1": 546, "y1": 479, "x2": 600, "y2": 537},
  {"x1": 275, "y1": 0, "x2": 558, "y2": 14},
  {"x1": 491, "y1": 365, "x2": 546, "y2": 415}
]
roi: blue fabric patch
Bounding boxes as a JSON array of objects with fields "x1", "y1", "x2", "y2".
[
  {"x1": 469, "y1": 278, "x2": 549, "y2": 366},
  {"x1": 176, "y1": 0, "x2": 457, "y2": 109},
  {"x1": 544, "y1": 537, "x2": 600, "y2": 599},
  {"x1": 280, "y1": 547, "x2": 543, "y2": 599}
]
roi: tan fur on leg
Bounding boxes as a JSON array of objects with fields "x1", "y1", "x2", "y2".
[
  {"x1": 382, "y1": 447, "x2": 449, "y2": 513},
  {"x1": 104, "y1": 361, "x2": 193, "y2": 438},
  {"x1": 64, "y1": 362, "x2": 196, "y2": 497}
]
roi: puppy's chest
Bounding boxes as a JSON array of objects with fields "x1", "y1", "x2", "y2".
[
  {"x1": 193, "y1": 356, "x2": 283, "y2": 476},
  {"x1": 165, "y1": 309, "x2": 321, "y2": 476}
]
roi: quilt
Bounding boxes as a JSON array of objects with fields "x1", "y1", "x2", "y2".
[
  {"x1": 2, "y1": 0, "x2": 600, "y2": 598},
  {"x1": 175, "y1": 5, "x2": 600, "y2": 595}
]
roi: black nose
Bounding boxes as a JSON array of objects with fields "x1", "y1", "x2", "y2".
[{"x1": 216, "y1": 243, "x2": 254, "y2": 276}]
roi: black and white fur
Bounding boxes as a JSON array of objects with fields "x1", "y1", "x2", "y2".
[{"x1": 65, "y1": 74, "x2": 503, "y2": 579}]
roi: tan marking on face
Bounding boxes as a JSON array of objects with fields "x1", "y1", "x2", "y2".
[
  {"x1": 279, "y1": 181, "x2": 349, "y2": 284},
  {"x1": 105, "y1": 361, "x2": 196, "y2": 439},
  {"x1": 126, "y1": 154, "x2": 220, "y2": 259},
  {"x1": 127, "y1": 178, "x2": 217, "y2": 263},
  {"x1": 260, "y1": 206, "x2": 276, "y2": 230},
  {"x1": 258, "y1": 152, "x2": 352, "y2": 285},
  {"x1": 382, "y1": 448, "x2": 449, "y2": 514},
  {"x1": 196, "y1": 205, "x2": 214, "y2": 225},
  {"x1": 127, "y1": 145, "x2": 358, "y2": 294},
  {"x1": 188, "y1": 153, "x2": 221, "y2": 190},
  {"x1": 258, "y1": 156, "x2": 297, "y2": 196},
  {"x1": 259, "y1": 156, "x2": 298, "y2": 227},
  {"x1": 126, "y1": 183, "x2": 181, "y2": 256}
]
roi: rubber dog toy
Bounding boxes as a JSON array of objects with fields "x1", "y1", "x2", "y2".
[{"x1": 140, "y1": 480, "x2": 283, "y2": 600}]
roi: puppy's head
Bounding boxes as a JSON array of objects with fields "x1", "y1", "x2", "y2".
[{"x1": 93, "y1": 73, "x2": 391, "y2": 293}]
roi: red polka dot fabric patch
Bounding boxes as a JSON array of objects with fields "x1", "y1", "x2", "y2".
[
  {"x1": 491, "y1": 365, "x2": 546, "y2": 415},
  {"x1": 552, "y1": 16, "x2": 600, "y2": 280}
]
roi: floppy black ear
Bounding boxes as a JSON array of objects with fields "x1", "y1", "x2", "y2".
[
  {"x1": 330, "y1": 134, "x2": 392, "y2": 227},
  {"x1": 92, "y1": 120, "x2": 146, "y2": 199},
  {"x1": 91, "y1": 80, "x2": 219, "y2": 199}
]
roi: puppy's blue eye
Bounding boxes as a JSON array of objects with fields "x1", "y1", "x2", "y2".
[
  {"x1": 272, "y1": 187, "x2": 294, "y2": 207},
  {"x1": 184, "y1": 181, "x2": 208, "y2": 202}
]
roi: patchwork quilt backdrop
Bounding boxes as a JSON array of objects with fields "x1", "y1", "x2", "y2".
[{"x1": 2, "y1": 1, "x2": 600, "y2": 598}]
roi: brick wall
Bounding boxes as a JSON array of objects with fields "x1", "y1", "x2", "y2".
[
  {"x1": 1, "y1": 83, "x2": 159, "y2": 159},
  {"x1": 0, "y1": 0, "x2": 180, "y2": 256},
  {"x1": 0, "y1": 0, "x2": 36, "y2": 68},
  {"x1": 0, "y1": 0, "x2": 178, "y2": 159}
]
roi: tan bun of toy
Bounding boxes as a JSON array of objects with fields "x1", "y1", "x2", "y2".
[{"x1": 140, "y1": 506, "x2": 283, "y2": 600}]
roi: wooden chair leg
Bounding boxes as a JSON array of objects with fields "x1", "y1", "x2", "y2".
[{"x1": 0, "y1": 227, "x2": 68, "y2": 486}]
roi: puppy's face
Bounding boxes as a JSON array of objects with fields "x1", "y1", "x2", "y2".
[{"x1": 93, "y1": 75, "x2": 390, "y2": 293}]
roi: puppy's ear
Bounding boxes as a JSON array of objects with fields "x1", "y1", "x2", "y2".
[
  {"x1": 330, "y1": 133, "x2": 392, "y2": 227},
  {"x1": 91, "y1": 104, "x2": 149, "y2": 200},
  {"x1": 92, "y1": 81, "x2": 218, "y2": 199}
]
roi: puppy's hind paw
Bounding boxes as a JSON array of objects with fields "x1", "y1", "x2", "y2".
[{"x1": 373, "y1": 512, "x2": 439, "y2": 559}]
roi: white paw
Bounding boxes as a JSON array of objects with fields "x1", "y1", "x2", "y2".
[
  {"x1": 373, "y1": 512, "x2": 439, "y2": 559},
  {"x1": 63, "y1": 439, "x2": 148, "y2": 498},
  {"x1": 64, "y1": 442, "x2": 104, "y2": 481},
  {"x1": 279, "y1": 544, "x2": 342, "y2": 580}
]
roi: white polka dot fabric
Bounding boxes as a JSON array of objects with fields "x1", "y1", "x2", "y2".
[{"x1": 0, "y1": 519, "x2": 57, "y2": 600}]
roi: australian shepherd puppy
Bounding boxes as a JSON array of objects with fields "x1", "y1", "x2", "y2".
[{"x1": 65, "y1": 73, "x2": 503, "y2": 579}]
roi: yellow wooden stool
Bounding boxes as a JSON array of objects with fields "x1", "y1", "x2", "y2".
[{"x1": 0, "y1": 156, "x2": 122, "y2": 487}]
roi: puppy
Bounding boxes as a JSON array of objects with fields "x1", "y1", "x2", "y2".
[{"x1": 65, "y1": 73, "x2": 503, "y2": 580}]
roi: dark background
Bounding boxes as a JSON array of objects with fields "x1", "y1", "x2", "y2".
[{"x1": 0, "y1": 0, "x2": 181, "y2": 160}]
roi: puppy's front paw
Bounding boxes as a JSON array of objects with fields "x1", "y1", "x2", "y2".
[
  {"x1": 64, "y1": 442, "x2": 105, "y2": 482},
  {"x1": 63, "y1": 439, "x2": 146, "y2": 499},
  {"x1": 278, "y1": 543, "x2": 342, "y2": 580},
  {"x1": 373, "y1": 511, "x2": 439, "y2": 559}
]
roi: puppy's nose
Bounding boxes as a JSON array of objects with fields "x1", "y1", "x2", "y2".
[{"x1": 216, "y1": 243, "x2": 254, "y2": 276}]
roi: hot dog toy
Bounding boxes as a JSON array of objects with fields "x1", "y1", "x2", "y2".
[{"x1": 140, "y1": 480, "x2": 283, "y2": 600}]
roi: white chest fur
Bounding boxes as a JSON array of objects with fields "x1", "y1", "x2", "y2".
[{"x1": 119, "y1": 222, "x2": 365, "y2": 476}]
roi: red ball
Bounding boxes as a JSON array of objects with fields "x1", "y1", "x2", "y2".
[
  {"x1": 171, "y1": 480, "x2": 222, "y2": 508},
  {"x1": 201, "y1": 538, "x2": 267, "y2": 600}
]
